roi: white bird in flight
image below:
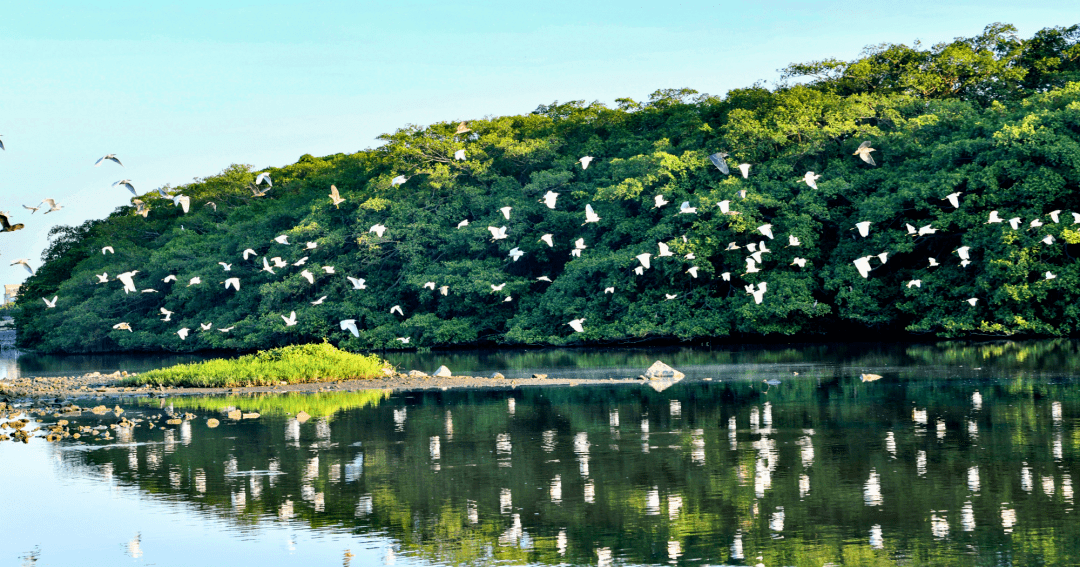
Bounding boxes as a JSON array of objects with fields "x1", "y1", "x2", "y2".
[
  {"x1": 738, "y1": 163, "x2": 751, "y2": 178},
  {"x1": 758, "y1": 224, "x2": 774, "y2": 239},
  {"x1": 391, "y1": 175, "x2": 408, "y2": 186},
  {"x1": 41, "y1": 198, "x2": 63, "y2": 214},
  {"x1": 491, "y1": 283, "x2": 506, "y2": 292},
  {"x1": 918, "y1": 224, "x2": 937, "y2": 236},
  {"x1": 907, "y1": 280, "x2": 922, "y2": 289},
  {"x1": 340, "y1": 319, "x2": 360, "y2": 337},
  {"x1": 390, "y1": 305, "x2": 404, "y2": 316},
  {"x1": 679, "y1": 201, "x2": 697, "y2": 214},
  {"x1": 721, "y1": 272, "x2": 731, "y2": 281},
  {"x1": 853, "y1": 141, "x2": 876, "y2": 165},
  {"x1": 112, "y1": 322, "x2": 132, "y2": 332},
  {"x1": 853, "y1": 256, "x2": 873, "y2": 278},
  {"x1": 177, "y1": 328, "x2": 190, "y2": 340},
  {"x1": 854, "y1": 221, "x2": 871, "y2": 237},
  {"x1": 255, "y1": 172, "x2": 272, "y2": 187},
  {"x1": 928, "y1": 258, "x2": 940, "y2": 267},
  {"x1": 578, "y1": 156, "x2": 594, "y2": 169},
  {"x1": 500, "y1": 206, "x2": 512, "y2": 220},
  {"x1": 42, "y1": 296, "x2": 57, "y2": 308},
  {"x1": 966, "y1": 298, "x2": 978, "y2": 306},
  {"x1": 457, "y1": 219, "x2": 469, "y2": 228},
  {"x1": 986, "y1": 211, "x2": 1003, "y2": 224},
  {"x1": 568, "y1": 318, "x2": 585, "y2": 333},
  {"x1": 542, "y1": 192, "x2": 558, "y2": 209},
  {"x1": 311, "y1": 296, "x2": 327, "y2": 305},
  {"x1": 200, "y1": 322, "x2": 212, "y2": 331},
  {"x1": 102, "y1": 246, "x2": 114, "y2": 254},
  {"x1": 113, "y1": 179, "x2": 136, "y2": 195},
  {"x1": 219, "y1": 262, "x2": 232, "y2": 271},
  {"x1": 162, "y1": 274, "x2": 177, "y2": 283},
  {"x1": 282, "y1": 311, "x2": 298, "y2": 326},
  {"x1": 160, "y1": 307, "x2": 173, "y2": 321},
  {"x1": 1049, "y1": 210, "x2": 1061, "y2": 223},
  {"x1": 95, "y1": 154, "x2": 123, "y2": 167},
  {"x1": 242, "y1": 248, "x2": 257, "y2": 260},
  {"x1": 396, "y1": 337, "x2": 411, "y2": 344},
  {"x1": 944, "y1": 192, "x2": 962, "y2": 208},
  {"x1": 657, "y1": 242, "x2": 674, "y2": 257},
  {"x1": 300, "y1": 270, "x2": 314, "y2": 284},
  {"x1": 261, "y1": 257, "x2": 275, "y2": 274},
  {"x1": 95, "y1": 273, "x2": 108, "y2": 283},
  {"x1": 274, "y1": 234, "x2": 290, "y2": 245},
  {"x1": 745, "y1": 282, "x2": 767, "y2": 304},
  {"x1": 1045, "y1": 271, "x2": 1057, "y2": 280},
  {"x1": 744, "y1": 258, "x2": 760, "y2": 274},
  {"x1": 321, "y1": 266, "x2": 335, "y2": 274},
  {"x1": 488, "y1": 226, "x2": 508, "y2": 240},
  {"x1": 10, "y1": 259, "x2": 33, "y2": 275},
  {"x1": 173, "y1": 195, "x2": 190, "y2": 214},
  {"x1": 539, "y1": 234, "x2": 554, "y2": 247},
  {"x1": 224, "y1": 278, "x2": 240, "y2": 291},
  {"x1": 636, "y1": 253, "x2": 652, "y2": 270},
  {"x1": 454, "y1": 149, "x2": 466, "y2": 161},
  {"x1": 1042, "y1": 235, "x2": 1055, "y2": 245},
  {"x1": 22, "y1": 204, "x2": 39, "y2": 214},
  {"x1": 791, "y1": 258, "x2": 807, "y2": 268},
  {"x1": 788, "y1": 235, "x2": 801, "y2": 247},
  {"x1": 604, "y1": 287, "x2": 615, "y2": 294},
  {"x1": 369, "y1": 224, "x2": 387, "y2": 237},
  {"x1": 347, "y1": 276, "x2": 367, "y2": 289},
  {"x1": 508, "y1": 247, "x2": 525, "y2": 262},
  {"x1": 687, "y1": 267, "x2": 699, "y2": 278},
  {"x1": 584, "y1": 204, "x2": 601, "y2": 224},
  {"x1": 708, "y1": 152, "x2": 730, "y2": 174},
  {"x1": 955, "y1": 246, "x2": 971, "y2": 260},
  {"x1": 328, "y1": 185, "x2": 345, "y2": 208},
  {"x1": 1009, "y1": 218, "x2": 1022, "y2": 230},
  {"x1": 188, "y1": 277, "x2": 202, "y2": 286},
  {"x1": 800, "y1": 172, "x2": 821, "y2": 189},
  {"x1": 654, "y1": 195, "x2": 669, "y2": 208}
]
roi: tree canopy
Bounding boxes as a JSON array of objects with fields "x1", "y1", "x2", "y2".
[{"x1": 14, "y1": 23, "x2": 1080, "y2": 353}]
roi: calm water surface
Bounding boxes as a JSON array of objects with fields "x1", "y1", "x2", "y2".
[{"x1": 2, "y1": 340, "x2": 1080, "y2": 566}]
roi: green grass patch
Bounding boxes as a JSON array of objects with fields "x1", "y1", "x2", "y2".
[
  {"x1": 140, "y1": 389, "x2": 390, "y2": 419},
  {"x1": 124, "y1": 342, "x2": 391, "y2": 388}
]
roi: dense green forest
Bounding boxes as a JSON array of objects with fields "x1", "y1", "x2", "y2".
[{"x1": 14, "y1": 23, "x2": 1080, "y2": 353}]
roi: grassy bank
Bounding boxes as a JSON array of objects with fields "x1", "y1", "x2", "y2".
[{"x1": 125, "y1": 342, "x2": 391, "y2": 388}]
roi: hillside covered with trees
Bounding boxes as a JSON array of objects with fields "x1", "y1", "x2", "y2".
[{"x1": 14, "y1": 23, "x2": 1080, "y2": 353}]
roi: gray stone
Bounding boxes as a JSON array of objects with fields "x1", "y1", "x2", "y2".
[
  {"x1": 644, "y1": 361, "x2": 685, "y2": 380},
  {"x1": 408, "y1": 370, "x2": 428, "y2": 378},
  {"x1": 433, "y1": 365, "x2": 452, "y2": 378},
  {"x1": 491, "y1": 372, "x2": 505, "y2": 380}
]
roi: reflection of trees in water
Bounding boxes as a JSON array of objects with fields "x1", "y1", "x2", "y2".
[{"x1": 64, "y1": 377, "x2": 1080, "y2": 566}]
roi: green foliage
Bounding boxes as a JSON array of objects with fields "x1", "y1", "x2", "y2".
[
  {"x1": 13, "y1": 23, "x2": 1080, "y2": 353},
  {"x1": 146, "y1": 389, "x2": 390, "y2": 419},
  {"x1": 126, "y1": 343, "x2": 389, "y2": 387}
]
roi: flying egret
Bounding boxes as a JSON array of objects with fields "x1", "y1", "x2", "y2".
[
  {"x1": 853, "y1": 256, "x2": 873, "y2": 278},
  {"x1": 1009, "y1": 218, "x2": 1022, "y2": 230},
  {"x1": 491, "y1": 283, "x2": 506, "y2": 292},
  {"x1": 328, "y1": 185, "x2": 345, "y2": 208},
  {"x1": 396, "y1": 337, "x2": 411, "y2": 344},
  {"x1": 966, "y1": 298, "x2": 978, "y2": 306},
  {"x1": 218, "y1": 262, "x2": 232, "y2": 271},
  {"x1": 140, "y1": 288, "x2": 158, "y2": 293},
  {"x1": 758, "y1": 241, "x2": 772, "y2": 254},
  {"x1": 944, "y1": 192, "x2": 962, "y2": 208},
  {"x1": 537, "y1": 276, "x2": 552, "y2": 282},
  {"x1": 854, "y1": 221, "x2": 871, "y2": 237},
  {"x1": 95, "y1": 154, "x2": 123, "y2": 167},
  {"x1": 321, "y1": 266, "x2": 335, "y2": 274},
  {"x1": 457, "y1": 219, "x2": 469, "y2": 228},
  {"x1": 454, "y1": 149, "x2": 466, "y2": 161},
  {"x1": 311, "y1": 296, "x2": 327, "y2": 305},
  {"x1": 41, "y1": 198, "x2": 63, "y2": 214},
  {"x1": 636, "y1": 253, "x2": 652, "y2": 270},
  {"x1": 0, "y1": 135, "x2": 4, "y2": 150},
  {"x1": 750, "y1": 251, "x2": 764, "y2": 264},
  {"x1": 116, "y1": 271, "x2": 139, "y2": 293},
  {"x1": 687, "y1": 267, "x2": 699, "y2": 278},
  {"x1": 634, "y1": 266, "x2": 644, "y2": 275},
  {"x1": 918, "y1": 224, "x2": 937, "y2": 236},
  {"x1": 255, "y1": 172, "x2": 272, "y2": 187},
  {"x1": 369, "y1": 224, "x2": 387, "y2": 237},
  {"x1": 42, "y1": 296, "x2": 57, "y2": 308},
  {"x1": 306, "y1": 241, "x2": 317, "y2": 250},
  {"x1": 224, "y1": 278, "x2": 240, "y2": 291},
  {"x1": 10, "y1": 259, "x2": 33, "y2": 275},
  {"x1": 604, "y1": 287, "x2": 614, "y2": 294},
  {"x1": 488, "y1": 226, "x2": 508, "y2": 240},
  {"x1": 800, "y1": 172, "x2": 821, "y2": 189},
  {"x1": 440, "y1": 286, "x2": 449, "y2": 295},
  {"x1": 271, "y1": 257, "x2": 287, "y2": 268},
  {"x1": 1073, "y1": 212, "x2": 1080, "y2": 224},
  {"x1": 340, "y1": 319, "x2": 360, "y2": 337},
  {"x1": 758, "y1": 224, "x2": 774, "y2": 239},
  {"x1": 679, "y1": 201, "x2": 697, "y2": 214},
  {"x1": 292, "y1": 257, "x2": 308, "y2": 267},
  {"x1": 539, "y1": 234, "x2": 554, "y2": 247},
  {"x1": 508, "y1": 247, "x2": 525, "y2": 262},
  {"x1": 250, "y1": 184, "x2": 270, "y2": 197},
  {"x1": 503, "y1": 296, "x2": 513, "y2": 302},
  {"x1": 160, "y1": 307, "x2": 173, "y2": 321},
  {"x1": 112, "y1": 322, "x2": 132, "y2": 332},
  {"x1": 745, "y1": 282, "x2": 767, "y2": 304},
  {"x1": 542, "y1": 191, "x2": 558, "y2": 209},
  {"x1": 574, "y1": 238, "x2": 587, "y2": 250},
  {"x1": 1046, "y1": 271, "x2": 1057, "y2": 280},
  {"x1": 853, "y1": 141, "x2": 876, "y2": 165},
  {"x1": 654, "y1": 195, "x2": 669, "y2": 208},
  {"x1": 199, "y1": 322, "x2": 212, "y2": 331},
  {"x1": 22, "y1": 204, "x2": 39, "y2": 214},
  {"x1": 282, "y1": 311, "x2": 298, "y2": 326},
  {"x1": 721, "y1": 272, "x2": 731, "y2": 281},
  {"x1": 737, "y1": 189, "x2": 748, "y2": 199},
  {"x1": 725, "y1": 242, "x2": 740, "y2": 251},
  {"x1": 101, "y1": 246, "x2": 115, "y2": 255},
  {"x1": 217, "y1": 327, "x2": 235, "y2": 333},
  {"x1": 578, "y1": 156, "x2": 594, "y2": 169},
  {"x1": 172, "y1": 195, "x2": 190, "y2": 213},
  {"x1": 261, "y1": 257, "x2": 275, "y2": 274},
  {"x1": 422, "y1": 281, "x2": 437, "y2": 291},
  {"x1": 390, "y1": 305, "x2": 404, "y2": 316},
  {"x1": 242, "y1": 248, "x2": 257, "y2": 260},
  {"x1": 744, "y1": 258, "x2": 760, "y2": 274},
  {"x1": 791, "y1": 258, "x2": 807, "y2": 268},
  {"x1": 907, "y1": 280, "x2": 922, "y2": 288},
  {"x1": 584, "y1": 204, "x2": 601, "y2": 223},
  {"x1": 928, "y1": 258, "x2": 940, "y2": 267},
  {"x1": 961, "y1": 259, "x2": 972, "y2": 267},
  {"x1": 708, "y1": 152, "x2": 730, "y2": 174},
  {"x1": 665, "y1": 293, "x2": 678, "y2": 300},
  {"x1": 162, "y1": 274, "x2": 176, "y2": 283},
  {"x1": 568, "y1": 318, "x2": 585, "y2": 333},
  {"x1": 113, "y1": 179, "x2": 136, "y2": 195},
  {"x1": 500, "y1": 206, "x2": 512, "y2": 220},
  {"x1": 177, "y1": 328, "x2": 190, "y2": 340},
  {"x1": 717, "y1": 200, "x2": 734, "y2": 215},
  {"x1": 1042, "y1": 235, "x2": 1056, "y2": 245},
  {"x1": 987, "y1": 211, "x2": 1003, "y2": 224},
  {"x1": 906, "y1": 224, "x2": 917, "y2": 235},
  {"x1": 685, "y1": 252, "x2": 696, "y2": 260},
  {"x1": 956, "y1": 246, "x2": 971, "y2": 260},
  {"x1": 876, "y1": 252, "x2": 888, "y2": 264},
  {"x1": 748, "y1": 244, "x2": 758, "y2": 255},
  {"x1": 1031, "y1": 219, "x2": 1044, "y2": 229},
  {"x1": 738, "y1": 163, "x2": 751, "y2": 178},
  {"x1": 300, "y1": 270, "x2": 314, "y2": 284},
  {"x1": 788, "y1": 235, "x2": 801, "y2": 247},
  {"x1": 455, "y1": 122, "x2": 471, "y2": 135},
  {"x1": 95, "y1": 272, "x2": 108, "y2": 283},
  {"x1": 1049, "y1": 210, "x2": 1062, "y2": 223},
  {"x1": 658, "y1": 242, "x2": 674, "y2": 257},
  {"x1": 347, "y1": 276, "x2": 367, "y2": 289},
  {"x1": 188, "y1": 277, "x2": 202, "y2": 286}
]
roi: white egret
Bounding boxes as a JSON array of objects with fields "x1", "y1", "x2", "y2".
[
  {"x1": 537, "y1": 276, "x2": 552, "y2": 282},
  {"x1": 500, "y1": 206, "x2": 512, "y2": 220},
  {"x1": 160, "y1": 308, "x2": 173, "y2": 321},
  {"x1": 956, "y1": 246, "x2": 971, "y2": 260},
  {"x1": 369, "y1": 224, "x2": 387, "y2": 237},
  {"x1": 853, "y1": 256, "x2": 873, "y2": 278},
  {"x1": 311, "y1": 296, "x2": 327, "y2": 305},
  {"x1": 758, "y1": 224, "x2": 774, "y2": 239},
  {"x1": 906, "y1": 224, "x2": 917, "y2": 235},
  {"x1": 140, "y1": 289, "x2": 158, "y2": 293},
  {"x1": 987, "y1": 211, "x2": 1003, "y2": 224},
  {"x1": 101, "y1": 246, "x2": 114, "y2": 255},
  {"x1": 634, "y1": 266, "x2": 645, "y2": 275},
  {"x1": 491, "y1": 283, "x2": 507, "y2": 292},
  {"x1": 877, "y1": 252, "x2": 888, "y2": 264},
  {"x1": 685, "y1": 252, "x2": 696, "y2": 260},
  {"x1": 396, "y1": 337, "x2": 411, "y2": 344},
  {"x1": 1073, "y1": 212, "x2": 1080, "y2": 224},
  {"x1": 22, "y1": 204, "x2": 39, "y2": 214},
  {"x1": 745, "y1": 282, "x2": 767, "y2": 304},
  {"x1": 853, "y1": 141, "x2": 876, "y2": 165},
  {"x1": 654, "y1": 195, "x2": 669, "y2": 208},
  {"x1": 340, "y1": 319, "x2": 360, "y2": 337},
  {"x1": 41, "y1": 198, "x2": 63, "y2": 214},
  {"x1": 95, "y1": 154, "x2": 123, "y2": 167},
  {"x1": 224, "y1": 278, "x2": 240, "y2": 291},
  {"x1": 42, "y1": 296, "x2": 57, "y2": 308},
  {"x1": 488, "y1": 226, "x2": 508, "y2": 240},
  {"x1": 708, "y1": 152, "x2": 730, "y2": 174},
  {"x1": 966, "y1": 298, "x2": 978, "y2": 306},
  {"x1": 574, "y1": 238, "x2": 587, "y2": 250},
  {"x1": 854, "y1": 221, "x2": 871, "y2": 237},
  {"x1": 687, "y1": 267, "x2": 699, "y2": 278},
  {"x1": 112, "y1": 322, "x2": 132, "y2": 332},
  {"x1": 679, "y1": 201, "x2": 697, "y2": 214},
  {"x1": 800, "y1": 172, "x2": 821, "y2": 189},
  {"x1": 177, "y1": 328, "x2": 190, "y2": 340},
  {"x1": 274, "y1": 234, "x2": 290, "y2": 245},
  {"x1": 508, "y1": 247, "x2": 525, "y2": 262},
  {"x1": 665, "y1": 293, "x2": 678, "y2": 300},
  {"x1": 1031, "y1": 219, "x2": 1044, "y2": 229},
  {"x1": 750, "y1": 251, "x2": 764, "y2": 263},
  {"x1": 328, "y1": 185, "x2": 345, "y2": 208},
  {"x1": 604, "y1": 287, "x2": 614, "y2": 294},
  {"x1": 242, "y1": 248, "x2": 257, "y2": 260},
  {"x1": 173, "y1": 195, "x2": 190, "y2": 213},
  {"x1": 1046, "y1": 271, "x2": 1057, "y2": 280},
  {"x1": 347, "y1": 276, "x2": 367, "y2": 289},
  {"x1": 261, "y1": 257, "x2": 275, "y2": 274},
  {"x1": 578, "y1": 156, "x2": 594, "y2": 169},
  {"x1": 219, "y1": 262, "x2": 232, "y2": 271},
  {"x1": 717, "y1": 200, "x2": 738, "y2": 215},
  {"x1": 584, "y1": 204, "x2": 601, "y2": 223},
  {"x1": 95, "y1": 273, "x2": 108, "y2": 283},
  {"x1": 457, "y1": 219, "x2": 469, "y2": 228},
  {"x1": 439, "y1": 285, "x2": 449, "y2": 295},
  {"x1": 540, "y1": 234, "x2": 554, "y2": 247},
  {"x1": 725, "y1": 242, "x2": 740, "y2": 251},
  {"x1": 162, "y1": 274, "x2": 176, "y2": 283},
  {"x1": 961, "y1": 259, "x2": 972, "y2": 267},
  {"x1": 658, "y1": 242, "x2": 674, "y2": 257},
  {"x1": 455, "y1": 122, "x2": 471, "y2": 135},
  {"x1": 1049, "y1": 210, "x2": 1061, "y2": 223},
  {"x1": 568, "y1": 318, "x2": 585, "y2": 332},
  {"x1": 300, "y1": 270, "x2": 314, "y2": 284},
  {"x1": 928, "y1": 258, "x2": 940, "y2": 267},
  {"x1": 188, "y1": 277, "x2": 202, "y2": 286},
  {"x1": 791, "y1": 258, "x2": 807, "y2": 267},
  {"x1": 721, "y1": 272, "x2": 731, "y2": 281},
  {"x1": 1042, "y1": 235, "x2": 1056, "y2": 245},
  {"x1": 737, "y1": 189, "x2": 748, "y2": 199},
  {"x1": 282, "y1": 311, "x2": 298, "y2": 326},
  {"x1": 944, "y1": 192, "x2": 962, "y2": 208},
  {"x1": 217, "y1": 327, "x2": 235, "y2": 333},
  {"x1": 200, "y1": 323, "x2": 212, "y2": 331},
  {"x1": 907, "y1": 280, "x2": 922, "y2": 288},
  {"x1": 321, "y1": 266, "x2": 335, "y2": 274},
  {"x1": 918, "y1": 224, "x2": 937, "y2": 236},
  {"x1": 636, "y1": 253, "x2": 652, "y2": 270},
  {"x1": 744, "y1": 258, "x2": 760, "y2": 274},
  {"x1": 788, "y1": 235, "x2": 801, "y2": 247},
  {"x1": 116, "y1": 270, "x2": 139, "y2": 293},
  {"x1": 738, "y1": 163, "x2": 751, "y2": 178},
  {"x1": 1009, "y1": 218, "x2": 1021, "y2": 230},
  {"x1": 542, "y1": 192, "x2": 558, "y2": 209},
  {"x1": 422, "y1": 282, "x2": 436, "y2": 290},
  {"x1": 271, "y1": 258, "x2": 287, "y2": 268},
  {"x1": 503, "y1": 296, "x2": 513, "y2": 302},
  {"x1": 305, "y1": 241, "x2": 317, "y2": 250},
  {"x1": 113, "y1": 179, "x2": 136, "y2": 195},
  {"x1": 255, "y1": 172, "x2": 272, "y2": 187},
  {"x1": 293, "y1": 256, "x2": 309, "y2": 266},
  {"x1": 570, "y1": 249, "x2": 582, "y2": 258},
  {"x1": 454, "y1": 149, "x2": 466, "y2": 161}
]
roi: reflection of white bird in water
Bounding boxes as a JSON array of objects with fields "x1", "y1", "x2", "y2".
[
  {"x1": 539, "y1": 234, "x2": 554, "y2": 247},
  {"x1": 488, "y1": 226, "x2": 508, "y2": 240},
  {"x1": 340, "y1": 319, "x2": 359, "y2": 337},
  {"x1": 281, "y1": 311, "x2": 298, "y2": 326},
  {"x1": 568, "y1": 318, "x2": 585, "y2": 333},
  {"x1": 578, "y1": 156, "x2": 593, "y2": 169},
  {"x1": 95, "y1": 154, "x2": 123, "y2": 167},
  {"x1": 800, "y1": 171, "x2": 821, "y2": 189},
  {"x1": 636, "y1": 253, "x2": 652, "y2": 270},
  {"x1": 853, "y1": 141, "x2": 876, "y2": 165},
  {"x1": 160, "y1": 307, "x2": 173, "y2": 321},
  {"x1": 390, "y1": 305, "x2": 404, "y2": 316},
  {"x1": 679, "y1": 201, "x2": 696, "y2": 214},
  {"x1": 347, "y1": 276, "x2": 366, "y2": 289},
  {"x1": 654, "y1": 195, "x2": 669, "y2": 208},
  {"x1": 42, "y1": 296, "x2": 58, "y2": 308},
  {"x1": 541, "y1": 191, "x2": 558, "y2": 209},
  {"x1": 500, "y1": 206, "x2": 512, "y2": 220},
  {"x1": 584, "y1": 204, "x2": 601, "y2": 224},
  {"x1": 177, "y1": 328, "x2": 190, "y2": 340}
]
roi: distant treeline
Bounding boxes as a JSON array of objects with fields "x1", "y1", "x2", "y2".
[{"x1": 15, "y1": 23, "x2": 1080, "y2": 353}]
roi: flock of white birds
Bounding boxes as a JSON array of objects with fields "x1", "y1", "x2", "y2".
[{"x1": 6, "y1": 129, "x2": 1075, "y2": 346}]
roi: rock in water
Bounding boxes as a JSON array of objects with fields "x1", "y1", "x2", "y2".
[
  {"x1": 295, "y1": 411, "x2": 311, "y2": 424},
  {"x1": 433, "y1": 366, "x2": 452, "y2": 378},
  {"x1": 644, "y1": 361, "x2": 685, "y2": 380},
  {"x1": 227, "y1": 409, "x2": 242, "y2": 420},
  {"x1": 206, "y1": 418, "x2": 220, "y2": 428},
  {"x1": 408, "y1": 370, "x2": 428, "y2": 378}
]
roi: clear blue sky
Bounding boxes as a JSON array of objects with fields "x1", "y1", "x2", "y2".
[{"x1": 1, "y1": 1, "x2": 1076, "y2": 285}]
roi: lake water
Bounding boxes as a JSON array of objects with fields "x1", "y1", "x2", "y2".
[{"x1": 2, "y1": 340, "x2": 1080, "y2": 566}]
